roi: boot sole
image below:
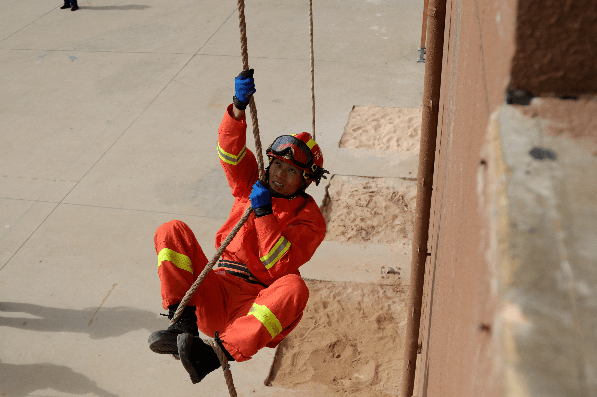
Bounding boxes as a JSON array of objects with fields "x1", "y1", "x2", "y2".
[
  {"x1": 148, "y1": 330, "x2": 179, "y2": 354},
  {"x1": 178, "y1": 333, "x2": 201, "y2": 384}
]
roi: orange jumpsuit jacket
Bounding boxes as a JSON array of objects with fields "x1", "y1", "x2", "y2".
[{"x1": 215, "y1": 104, "x2": 326, "y2": 284}]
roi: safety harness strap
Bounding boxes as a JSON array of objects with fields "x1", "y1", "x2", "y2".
[{"x1": 218, "y1": 260, "x2": 268, "y2": 288}]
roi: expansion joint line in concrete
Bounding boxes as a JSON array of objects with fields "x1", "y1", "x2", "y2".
[
  {"x1": 8, "y1": 48, "x2": 197, "y2": 55},
  {"x1": 0, "y1": 7, "x2": 57, "y2": 44},
  {"x1": 58, "y1": 202, "x2": 230, "y2": 220},
  {"x1": 0, "y1": 9, "x2": 238, "y2": 273},
  {"x1": 0, "y1": 201, "x2": 59, "y2": 272}
]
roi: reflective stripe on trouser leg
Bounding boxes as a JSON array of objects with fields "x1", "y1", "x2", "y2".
[
  {"x1": 220, "y1": 274, "x2": 309, "y2": 362},
  {"x1": 154, "y1": 220, "x2": 211, "y2": 309},
  {"x1": 247, "y1": 303, "x2": 282, "y2": 338},
  {"x1": 157, "y1": 248, "x2": 193, "y2": 273}
]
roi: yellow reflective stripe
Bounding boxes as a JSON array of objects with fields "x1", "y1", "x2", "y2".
[
  {"x1": 247, "y1": 303, "x2": 283, "y2": 338},
  {"x1": 157, "y1": 248, "x2": 193, "y2": 274},
  {"x1": 291, "y1": 133, "x2": 317, "y2": 150},
  {"x1": 260, "y1": 236, "x2": 291, "y2": 270},
  {"x1": 217, "y1": 142, "x2": 246, "y2": 165}
]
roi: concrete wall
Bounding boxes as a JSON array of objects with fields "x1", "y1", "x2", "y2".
[{"x1": 414, "y1": 0, "x2": 597, "y2": 396}]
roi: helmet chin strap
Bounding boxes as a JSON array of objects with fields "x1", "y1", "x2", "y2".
[{"x1": 264, "y1": 166, "x2": 308, "y2": 200}]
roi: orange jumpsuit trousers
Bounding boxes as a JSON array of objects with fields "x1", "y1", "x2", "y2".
[{"x1": 155, "y1": 219, "x2": 309, "y2": 362}]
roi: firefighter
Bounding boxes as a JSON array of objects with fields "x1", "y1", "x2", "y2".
[{"x1": 148, "y1": 69, "x2": 329, "y2": 384}]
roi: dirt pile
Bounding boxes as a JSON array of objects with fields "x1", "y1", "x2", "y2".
[
  {"x1": 339, "y1": 105, "x2": 422, "y2": 154},
  {"x1": 321, "y1": 175, "x2": 417, "y2": 244},
  {"x1": 267, "y1": 280, "x2": 407, "y2": 397}
]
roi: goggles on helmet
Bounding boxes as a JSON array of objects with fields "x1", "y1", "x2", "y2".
[
  {"x1": 266, "y1": 135, "x2": 329, "y2": 184},
  {"x1": 266, "y1": 135, "x2": 314, "y2": 169}
]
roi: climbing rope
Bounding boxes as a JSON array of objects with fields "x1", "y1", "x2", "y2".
[
  {"x1": 170, "y1": 0, "x2": 263, "y2": 327},
  {"x1": 169, "y1": 206, "x2": 253, "y2": 325},
  {"x1": 207, "y1": 338, "x2": 237, "y2": 397},
  {"x1": 168, "y1": 1, "x2": 317, "y2": 394},
  {"x1": 309, "y1": 0, "x2": 316, "y2": 140},
  {"x1": 236, "y1": 0, "x2": 266, "y2": 183},
  {"x1": 168, "y1": 0, "x2": 262, "y2": 395}
]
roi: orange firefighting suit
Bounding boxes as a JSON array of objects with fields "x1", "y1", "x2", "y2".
[{"x1": 154, "y1": 104, "x2": 326, "y2": 362}]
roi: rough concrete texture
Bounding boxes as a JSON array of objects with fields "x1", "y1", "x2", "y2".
[
  {"x1": 0, "y1": 0, "x2": 423, "y2": 396},
  {"x1": 521, "y1": 97, "x2": 597, "y2": 154},
  {"x1": 510, "y1": 0, "x2": 597, "y2": 96},
  {"x1": 494, "y1": 104, "x2": 597, "y2": 396}
]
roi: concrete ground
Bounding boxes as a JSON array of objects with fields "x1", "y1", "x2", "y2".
[{"x1": 0, "y1": 0, "x2": 423, "y2": 395}]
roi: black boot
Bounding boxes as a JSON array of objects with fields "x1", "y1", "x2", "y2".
[
  {"x1": 70, "y1": 0, "x2": 78, "y2": 11},
  {"x1": 148, "y1": 304, "x2": 199, "y2": 355},
  {"x1": 60, "y1": 2, "x2": 70, "y2": 9},
  {"x1": 177, "y1": 333, "x2": 224, "y2": 384}
]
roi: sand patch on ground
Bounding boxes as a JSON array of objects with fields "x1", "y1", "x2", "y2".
[
  {"x1": 339, "y1": 106, "x2": 422, "y2": 154},
  {"x1": 321, "y1": 175, "x2": 417, "y2": 244},
  {"x1": 267, "y1": 280, "x2": 407, "y2": 397}
]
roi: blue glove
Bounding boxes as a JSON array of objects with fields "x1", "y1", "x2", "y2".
[
  {"x1": 250, "y1": 181, "x2": 273, "y2": 218},
  {"x1": 233, "y1": 69, "x2": 256, "y2": 110}
]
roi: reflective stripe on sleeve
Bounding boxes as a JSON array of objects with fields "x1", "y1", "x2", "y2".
[
  {"x1": 217, "y1": 142, "x2": 247, "y2": 165},
  {"x1": 260, "y1": 236, "x2": 291, "y2": 270},
  {"x1": 157, "y1": 248, "x2": 193, "y2": 274},
  {"x1": 247, "y1": 303, "x2": 283, "y2": 338}
]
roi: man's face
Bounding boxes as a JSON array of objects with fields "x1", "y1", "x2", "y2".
[{"x1": 268, "y1": 159, "x2": 304, "y2": 196}]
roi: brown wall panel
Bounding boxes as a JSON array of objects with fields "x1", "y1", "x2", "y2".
[{"x1": 416, "y1": 0, "x2": 515, "y2": 395}]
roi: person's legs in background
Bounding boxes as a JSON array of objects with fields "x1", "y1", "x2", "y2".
[{"x1": 60, "y1": 0, "x2": 79, "y2": 11}]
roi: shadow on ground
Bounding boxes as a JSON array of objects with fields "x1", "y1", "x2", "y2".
[
  {"x1": 0, "y1": 302, "x2": 166, "y2": 339},
  {"x1": 82, "y1": 5, "x2": 150, "y2": 10},
  {"x1": 0, "y1": 360, "x2": 118, "y2": 397}
]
